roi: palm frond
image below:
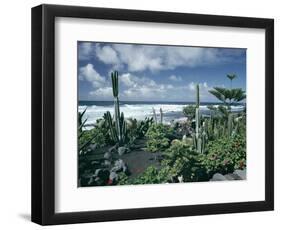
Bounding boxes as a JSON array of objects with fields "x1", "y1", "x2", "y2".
[{"x1": 227, "y1": 74, "x2": 237, "y2": 81}]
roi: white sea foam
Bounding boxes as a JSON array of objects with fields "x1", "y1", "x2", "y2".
[{"x1": 79, "y1": 103, "x2": 245, "y2": 126}]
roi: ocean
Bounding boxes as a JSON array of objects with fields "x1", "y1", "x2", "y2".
[{"x1": 79, "y1": 101, "x2": 245, "y2": 127}]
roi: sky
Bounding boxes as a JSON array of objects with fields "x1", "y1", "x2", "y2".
[{"x1": 78, "y1": 41, "x2": 246, "y2": 102}]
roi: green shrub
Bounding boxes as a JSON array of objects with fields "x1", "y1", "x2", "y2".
[
  {"x1": 116, "y1": 172, "x2": 130, "y2": 185},
  {"x1": 78, "y1": 118, "x2": 112, "y2": 152},
  {"x1": 79, "y1": 127, "x2": 106, "y2": 151},
  {"x1": 145, "y1": 123, "x2": 173, "y2": 152},
  {"x1": 183, "y1": 105, "x2": 196, "y2": 119},
  {"x1": 126, "y1": 117, "x2": 154, "y2": 144},
  {"x1": 132, "y1": 166, "x2": 169, "y2": 184},
  {"x1": 163, "y1": 140, "x2": 208, "y2": 182},
  {"x1": 116, "y1": 166, "x2": 169, "y2": 185},
  {"x1": 202, "y1": 134, "x2": 246, "y2": 175}
]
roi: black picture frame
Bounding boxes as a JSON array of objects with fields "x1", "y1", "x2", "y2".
[{"x1": 31, "y1": 4, "x2": 274, "y2": 225}]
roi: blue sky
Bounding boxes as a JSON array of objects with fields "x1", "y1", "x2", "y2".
[{"x1": 78, "y1": 41, "x2": 246, "y2": 102}]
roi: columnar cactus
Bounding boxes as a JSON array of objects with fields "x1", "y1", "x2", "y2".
[
  {"x1": 120, "y1": 112, "x2": 127, "y2": 142},
  {"x1": 227, "y1": 113, "x2": 233, "y2": 137},
  {"x1": 104, "y1": 111, "x2": 118, "y2": 143},
  {"x1": 196, "y1": 84, "x2": 200, "y2": 108},
  {"x1": 195, "y1": 84, "x2": 200, "y2": 150},
  {"x1": 160, "y1": 108, "x2": 163, "y2": 124},
  {"x1": 192, "y1": 84, "x2": 208, "y2": 154},
  {"x1": 111, "y1": 71, "x2": 121, "y2": 142},
  {"x1": 152, "y1": 107, "x2": 157, "y2": 124}
]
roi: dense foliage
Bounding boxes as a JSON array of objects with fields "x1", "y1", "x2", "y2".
[
  {"x1": 162, "y1": 140, "x2": 209, "y2": 182},
  {"x1": 79, "y1": 71, "x2": 247, "y2": 187},
  {"x1": 201, "y1": 134, "x2": 246, "y2": 175},
  {"x1": 118, "y1": 140, "x2": 209, "y2": 185},
  {"x1": 182, "y1": 105, "x2": 196, "y2": 119},
  {"x1": 126, "y1": 117, "x2": 154, "y2": 144},
  {"x1": 145, "y1": 123, "x2": 173, "y2": 152}
]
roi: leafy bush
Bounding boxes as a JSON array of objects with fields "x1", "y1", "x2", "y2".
[
  {"x1": 123, "y1": 140, "x2": 209, "y2": 184},
  {"x1": 182, "y1": 105, "x2": 196, "y2": 119},
  {"x1": 116, "y1": 166, "x2": 170, "y2": 185},
  {"x1": 78, "y1": 118, "x2": 113, "y2": 154},
  {"x1": 126, "y1": 117, "x2": 154, "y2": 144},
  {"x1": 136, "y1": 117, "x2": 154, "y2": 137},
  {"x1": 201, "y1": 134, "x2": 246, "y2": 175},
  {"x1": 79, "y1": 129, "x2": 101, "y2": 150},
  {"x1": 116, "y1": 172, "x2": 130, "y2": 185},
  {"x1": 145, "y1": 123, "x2": 173, "y2": 152},
  {"x1": 163, "y1": 140, "x2": 208, "y2": 182},
  {"x1": 132, "y1": 166, "x2": 169, "y2": 184}
]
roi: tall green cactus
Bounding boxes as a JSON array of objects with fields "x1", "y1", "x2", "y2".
[
  {"x1": 192, "y1": 84, "x2": 208, "y2": 154},
  {"x1": 111, "y1": 71, "x2": 122, "y2": 142},
  {"x1": 104, "y1": 111, "x2": 118, "y2": 143},
  {"x1": 196, "y1": 84, "x2": 200, "y2": 108},
  {"x1": 227, "y1": 113, "x2": 233, "y2": 137},
  {"x1": 152, "y1": 108, "x2": 163, "y2": 124},
  {"x1": 198, "y1": 111, "x2": 237, "y2": 142},
  {"x1": 160, "y1": 108, "x2": 163, "y2": 124},
  {"x1": 195, "y1": 84, "x2": 200, "y2": 139},
  {"x1": 195, "y1": 84, "x2": 201, "y2": 152},
  {"x1": 152, "y1": 107, "x2": 157, "y2": 124},
  {"x1": 120, "y1": 112, "x2": 127, "y2": 142}
]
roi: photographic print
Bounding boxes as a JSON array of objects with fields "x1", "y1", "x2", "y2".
[
  {"x1": 32, "y1": 5, "x2": 274, "y2": 224},
  {"x1": 78, "y1": 42, "x2": 247, "y2": 187}
]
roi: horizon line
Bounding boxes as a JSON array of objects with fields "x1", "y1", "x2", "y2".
[{"x1": 78, "y1": 100, "x2": 246, "y2": 104}]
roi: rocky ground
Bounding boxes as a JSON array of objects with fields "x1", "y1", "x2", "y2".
[
  {"x1": 79, "y1": 138, "x2": 246, "y2": 186},
  {"x1": 210, "y1": 169, "x2": 247, "y2": 181},
  {"x1": 79, "y1": 138, "x2": 163, "y2": 186}
]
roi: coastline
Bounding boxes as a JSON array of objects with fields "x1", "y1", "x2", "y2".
[{"x1": 79, "y1": 101, "x2": 245, "y2": 127}]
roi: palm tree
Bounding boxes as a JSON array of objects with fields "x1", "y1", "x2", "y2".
[{"x1": 227, "y1": 74, "x2": 237, "y2": 89}]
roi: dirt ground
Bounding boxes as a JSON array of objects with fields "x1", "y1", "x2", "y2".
[{"x1": 120, "y1": 150, "x2": 163, "y2": 178}]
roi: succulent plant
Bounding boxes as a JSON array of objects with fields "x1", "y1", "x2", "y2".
[
  {"x1": 152, "y1": 107, "x2": 157, "y2": 124},
  {"x1": 111, "y1": 71, "x2": 122, "y2": 142},
  {"x1": 192, "y1": 84, "x2": 208, "y2": 154},
  {"x1": 78, "y1": 107, "x2": 96, "y2": 154},
  {"x1": 160, "y1": 108, "x2": 163, "y2": 124},
  {"x1": 103, "y1": 111, "x2": 118, "y2": 143}
]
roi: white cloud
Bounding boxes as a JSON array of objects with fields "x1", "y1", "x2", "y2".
[
  {"x1": 123, "y1": 85, "x2": 166, "y2": 99},
  {"x1": 89, "y1": 87, "x2": 112, "y2": 98},
  {"x1": 93, "y1": 43, "x2": 235, "y2": 72},
  {"x1": 116, "y1": 72, "x2": 166, "y2": 100},
  {"x1": 79, "y1": 64, "x2": 106, "y2": 88},
  {"x1": 81, "y1": 67, "x2": 215, "y2": 101},
  {"x1": 169, "y1": 75, "x2": 182, "y2": 81},
  {"x1": 166, "y1": 84, "x2": 174, "y2": 89},
  {"x1": 120, "y1": 73, "x2": 157, "y2": 88},
  {"x1": 188, "y1": 81, "x2": 209, "y2": 90},
  {"x1": 119, "y1": 73, "x2": 136, "y2": 87},
  {"x1": 188, "y1": 82, "x2": 196, "y2": 91},
  {"x1": 187, "y1": 81, "x2": 211, "y2": 100},
  {"x1": 78, "y1": 42, "x2": 95, "y2": 60},
  {"x1": 95, "y1": 44, "x2": 120, "y2": 65},
  {"x1": 112, "y1": 44, "x2": 162, "y2": 72}
]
